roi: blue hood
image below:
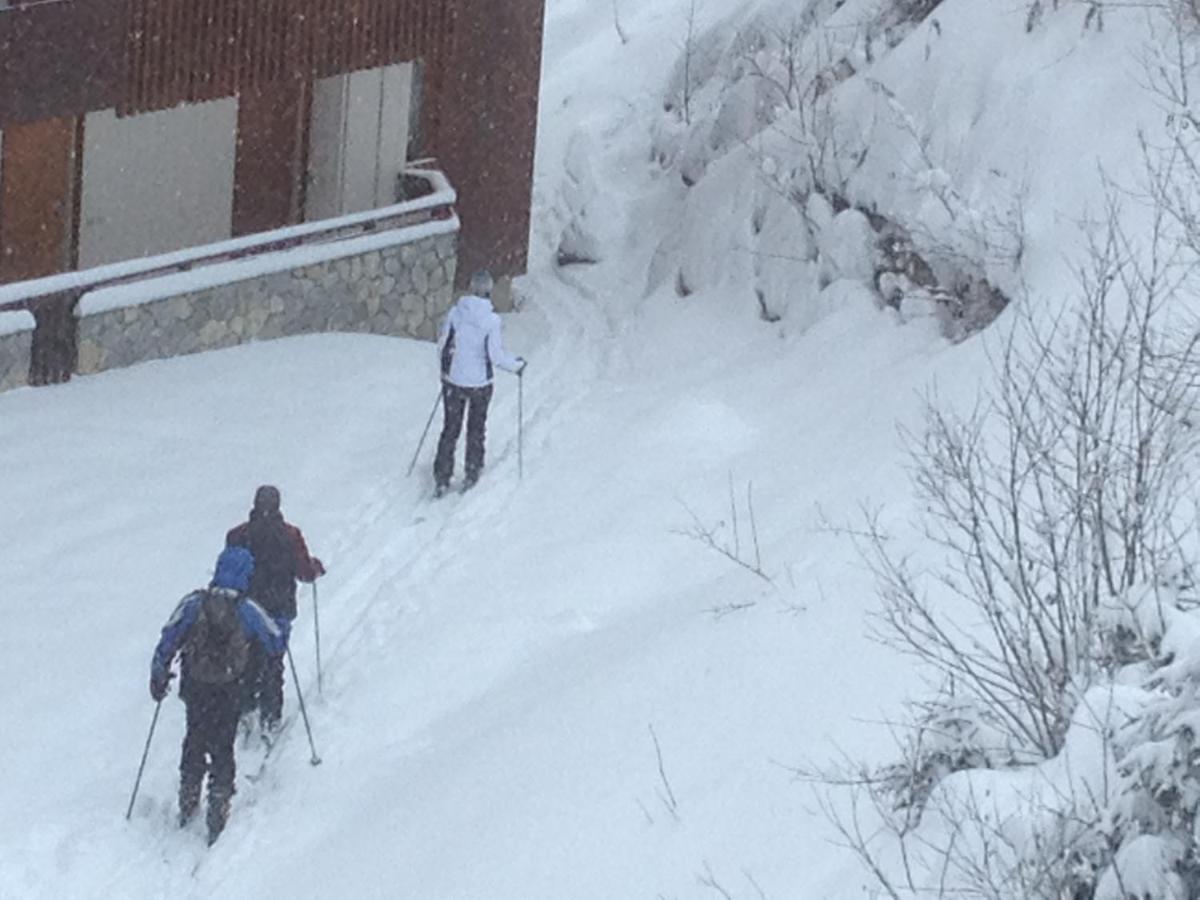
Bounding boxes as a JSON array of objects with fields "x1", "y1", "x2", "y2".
[{"x1": 212, "y1": 546, "x2": 254, "y2": 592}]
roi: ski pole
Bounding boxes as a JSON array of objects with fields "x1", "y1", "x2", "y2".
[
  {"x1": 406, "y1": 388, "x2": 443, "y2": 477},
  {"x1": 518, "y1": 369, "x2": 524, "y2": 481},
  {"x1": 313, "y1": 581, "x2": 323, "y2": 696},
  {"x1": 125, "y1": 699, "x2": 163, "y2": 820},
  {"x1": 286, "y1": 645, "x2": 322, "y2": 766}
]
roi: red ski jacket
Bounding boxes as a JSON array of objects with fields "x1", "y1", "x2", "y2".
[{"x1": 226, "y1": 517, "x2": 323, "y2": 620}]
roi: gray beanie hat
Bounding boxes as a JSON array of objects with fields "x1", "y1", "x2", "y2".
[{"x1": 468, "y1": 270, "x2": 494, "y2": 298}]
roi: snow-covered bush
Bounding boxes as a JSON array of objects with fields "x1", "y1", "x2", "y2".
[
  {"x1": 875, "y1": 688, "x2": 1026, "y2": 818},
  {"x1": 865, "y1": 195, "x2": 1200, "y2": 755},
  {"x1": 556, "y1": 132, "x2": 605, "y2": 266},
  {"x1": 835, "y1": 185, "x2": 1200, "y2": 893},
  {"x1": 754, "y1": 189, "x2": 820, "y2": 324},
  {"x1": 818, "y1": 4, "x2": 1200, "y2": 888},
  {"x1": 1026, "y1": 0, "x2": 1107, "y2": 35},
  {"x1": 648, "y1": 0, "x2": 1017, "y2": 338},
  {"x1": 825, "y1": 580, "x2": 1200, "y2": 897},
  {"x1": 817, "y1": 209, "x2": 878, "y2": 286},
  {"x1": 862, "y1": 0, "x2": 946, "y2": 61}
]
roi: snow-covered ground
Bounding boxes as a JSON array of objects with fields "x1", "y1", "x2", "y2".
[
  {"x1": 1, "y1": 278, "x2": 949, "y2": 897},
  {"x1": 0, "y1": 0, "x2": 1178, "y2": 896}
]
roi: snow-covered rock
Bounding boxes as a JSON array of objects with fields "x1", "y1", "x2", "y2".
[{"x1": 817, "y1": 208, "x2": 878, "y2": 287}]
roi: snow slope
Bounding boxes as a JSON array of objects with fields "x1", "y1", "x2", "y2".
[
  {"x1": 0, "y1": 0, "x2": 1171, "y2": 897},
  {"x1": 0, "y1": 300, "x2": 948, "y2": 897}
]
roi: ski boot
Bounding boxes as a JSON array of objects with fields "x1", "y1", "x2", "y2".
[
  {"x1": 259, "y1": 712, "x2": 281, "y2": 751},
  {"x1": 178, "y1": 777, "x2": 202, "y2": 828},
  {"x1": 206, "y1": 793, "x2": 232, "y2": 846}
]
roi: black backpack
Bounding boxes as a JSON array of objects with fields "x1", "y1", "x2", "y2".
[{"x1": 183, "y1": 590, "x2": 251, "y2": 685}]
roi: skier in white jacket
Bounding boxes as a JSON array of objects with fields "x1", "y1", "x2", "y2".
[{"x1": 433, "y1": 271, "x2": 525, "y2": 496}]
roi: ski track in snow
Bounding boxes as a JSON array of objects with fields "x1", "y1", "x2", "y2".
[{"x1": 317, "y1": 258, "x2": 618, "y2": 671}]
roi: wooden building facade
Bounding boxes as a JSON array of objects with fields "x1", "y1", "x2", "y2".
[{"x1": 0, "y1": 0, "x2": 543, "y2": 288}]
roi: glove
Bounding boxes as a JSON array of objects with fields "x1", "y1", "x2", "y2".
[
  {"x1": 312, "y1": 557, "x2": 327, "y2": 577},
  {"x1": 150, "y1": 670, "x2": 174, "y2": 702}
]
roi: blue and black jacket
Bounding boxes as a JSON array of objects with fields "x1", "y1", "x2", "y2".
[{"x1": 151, "y1": 588, "x2": 286, "y2": 686}]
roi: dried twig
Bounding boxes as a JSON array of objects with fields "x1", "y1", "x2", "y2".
[
  {"x1": 612, "y1": 0, "x2": 629, "y2": 45},
  {"x1": 650, "y1": 724, "x2": 680, "y2": 820},
  {"x1": 705, "y1": 599, "x2": 758, "y2": 620},
  {"x1": 697, "y1": 862, "x2": 734, "y2": 900},
  {"x1": 675, "y1": 478, "x2": 774, "y2": 584}
]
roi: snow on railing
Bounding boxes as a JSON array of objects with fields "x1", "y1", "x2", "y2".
[
  {"x1": 78, "y1": 216, "x2": 459, "y2": 318},
  {"x1": 0, "y1": 308, "x2": 34, "y2": 336},
  {"x1": 0, "y1": 167, "x2": 455, "y2": 310}
]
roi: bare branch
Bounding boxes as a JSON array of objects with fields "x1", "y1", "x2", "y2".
[
  {"x1": 650, "y1": 724, "x2": 680, "y2": 821},
  {"x1": 674, "y1": 486, "x2": 774, "y2": 584}
]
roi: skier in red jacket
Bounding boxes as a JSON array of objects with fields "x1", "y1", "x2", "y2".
[{"x1": 226, "y1": 485, "x2": 325, "y2": 731}]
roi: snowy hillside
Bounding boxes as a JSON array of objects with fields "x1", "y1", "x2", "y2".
[{"x1": 4, "y1": 0, "x2": 1199, "y2": 897}]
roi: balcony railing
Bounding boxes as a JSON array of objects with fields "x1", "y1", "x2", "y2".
[{"x1": 0, "y1": 167, "x2": 456, "y2": 385}]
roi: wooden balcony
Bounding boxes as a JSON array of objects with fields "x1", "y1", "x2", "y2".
[
  {"x1": 124, "y1": 0, "x2": 457, "y2": 114},
  {"x1": 0, "y1": 0, "x2": 456, "y2": 126}
]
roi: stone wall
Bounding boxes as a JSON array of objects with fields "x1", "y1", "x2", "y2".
[
  {"x1": 0, "y1": 311, "x2": 34, "y2": 391},
  {"x1": 77, "y1": 229, "x2": 457, "y2": 375}
]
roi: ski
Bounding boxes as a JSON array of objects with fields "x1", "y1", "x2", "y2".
[
  {"x1": 190, "y1": 846, "x2": 207, "y2": 878},
  {"x1": 428, "y1": 478, "x2": 479, "y2": 499},
  {"x1": 425, "y1": 482, "x2": 462, "y2": 505},
  {"x1": 245, "y1": 714, "x2": 296, "y2": 784}
]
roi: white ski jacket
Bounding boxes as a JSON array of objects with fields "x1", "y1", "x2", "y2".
[{"x1": 437, "y1": 294, "x2": 523, "y2": 388}]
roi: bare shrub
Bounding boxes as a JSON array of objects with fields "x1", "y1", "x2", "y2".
[
  {"x1": 812, "y1": 179, "x2": 1200, "y2": 895},
  {"x1": 865, "y1": 196, "x2": 1200, "y2": 761}
]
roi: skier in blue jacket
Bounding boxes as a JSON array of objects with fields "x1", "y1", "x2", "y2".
[
  {"x1": 150, "y1": 546, "x2": 285, "y2": 844},
  {"x1": 433, "y1": 270, "x2": 526, "y2": 496}
]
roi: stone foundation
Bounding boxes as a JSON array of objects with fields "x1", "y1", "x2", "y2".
[
  {"x1": 77, "y1": 230, "x2": 457, "y2": 375},
  {"x1": 0, "y1": 311, "x2": 34, "y2": 391}
]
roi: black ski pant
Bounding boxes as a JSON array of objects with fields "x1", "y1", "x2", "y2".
[
  {"x1": 240, "y1": 640, "x2": 287, "y2": 728},
  {"x1": 433, "y1": 382, "x2": 493, "y2": 488},
  {"x1": 180, "y1": 681, "x2": 240, "y2": 807}
]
